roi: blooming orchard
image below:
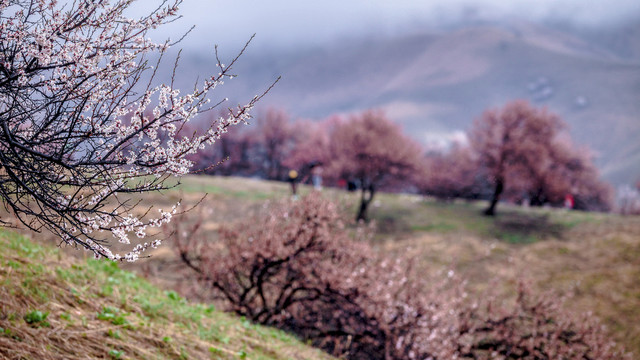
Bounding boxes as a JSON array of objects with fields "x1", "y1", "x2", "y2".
[
  {"x1": 174, "y1": 195, "x2": 629, "y2": 359},
  {"x1": 0, "y1": 0, "x2": 270, "y2": 260}
]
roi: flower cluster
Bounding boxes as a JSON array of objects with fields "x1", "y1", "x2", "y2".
[{"x1": 0, "y1": 0, "x2": 270, "y2": 260}]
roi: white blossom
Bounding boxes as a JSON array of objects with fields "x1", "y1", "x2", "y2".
[{"x1": 0, "y1": 0, "x2": 270, "y2": 261}]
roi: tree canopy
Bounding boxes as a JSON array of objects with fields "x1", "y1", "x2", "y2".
[
  {"x1": 469, "y1": 100, "x2": 611, "y2": 215},
  {"x1": 327, "y1": 110, "x2": 423, "y2": 221}
]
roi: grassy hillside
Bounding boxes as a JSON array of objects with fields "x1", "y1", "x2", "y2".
[
  {"x1": 132, "y1": 175, "x2": 640, "y2": 355},
  {"x1": 4, "y1": 175, "x2": 639, "y2": 357},
  {"x1": 0, "y1": 228, "x2": 334, "y2": 360}
]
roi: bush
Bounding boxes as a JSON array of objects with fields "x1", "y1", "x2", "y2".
[
  {"x1": 174, "y1": 195, "x2": 628, "y2": 359},
  {"x1": 24, "y1": 310, "x2": 50, "y2": 327}
]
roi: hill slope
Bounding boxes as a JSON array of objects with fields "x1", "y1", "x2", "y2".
[
  {"x1": 2, "y1": 175, "x2": 639, "y2": 357},
  {"x1": 0, "y1": 229, "x2": 333, "y2": 360},
  {"x1": 129, "y1": 175, "x2": 640, "y2": 356}
]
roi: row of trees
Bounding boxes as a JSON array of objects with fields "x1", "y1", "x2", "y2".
[
  {"x1": 173, "y1": 194, "x2": 629, "y2": 360},
  {"x1": 188, "y1": 109, "x2": 423, "y2": 221},
  {"x1": 189, "y1": 101, "x2": 613, "y2": 219}
]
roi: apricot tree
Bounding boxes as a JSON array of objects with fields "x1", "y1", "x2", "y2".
[
  {"x1": 0, "y1": 0, "x2": 271, "y2": 260},
  {"x1": 327, "y1": 110, "x2": 422, "y2": 221},
  {"x1": 469, "y1": 101, "x2": 595, "y2": 215}
]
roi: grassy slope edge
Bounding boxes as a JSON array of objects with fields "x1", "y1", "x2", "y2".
[{"x1": 0, "y1": 229, "x2": 333, "y2": 360}]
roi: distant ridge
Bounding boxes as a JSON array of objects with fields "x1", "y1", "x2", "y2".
[{"x1": 181, "y1": 21, "x2": 640, "y2": 185}]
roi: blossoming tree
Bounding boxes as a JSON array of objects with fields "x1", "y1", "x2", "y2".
[
  {"x1": 469, "y1": 101, "x2": 565, "y2": 215},
  {"x1": 469, "y1": 100, "x2": 612, "y2": 215},
  {"x1": 0, "y1": 0, "x2": 271, "y2": 261},
  {"x1": 254, "y1": 108, "x2": 295, "y2": 180},
  {"x1": 327, "y1": 110, "x2": 422, "y2": 222}
]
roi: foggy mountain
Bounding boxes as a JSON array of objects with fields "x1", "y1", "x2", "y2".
[{"x1": 174, "y1": 20, "x2": 640, "y2": 186}]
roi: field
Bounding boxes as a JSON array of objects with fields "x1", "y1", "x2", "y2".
[
  {"x1": 3, "y1": 174, "x2": 639, "y2": 358},
  {"x1": 136, "y1": 175, "x2": 640, "y2": 355}
]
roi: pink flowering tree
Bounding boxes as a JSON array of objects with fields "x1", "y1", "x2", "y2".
[
  {"x1": 282, "y1": 117, "x2": 333, "y2": 176},
  {"x1": 418, "y1": 144, "x2": 484, "y2": 201},
  {"x1": 186, "y1": 109, "x2": 259, "y2": 176},
  {"x1": 469, "y1": 100, "x2": 612, "y2": 215},
  {"x1": 253, "y1": 108, "x2": 295, "y2": 180},
  {"x1": 327, "y1": 111, "x2": 422, "y2": 222},
  {"x1": 469, "y1": 101, "x2": 566, "y2": 215},
  {"x1": 0, "y1": 0, "x2": 271, "y2": 261}
]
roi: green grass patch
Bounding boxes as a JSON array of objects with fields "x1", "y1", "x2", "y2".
[
  {"x1": 365, "y1": 193, "x2": 586, "y2": 244},
  {"x1": 23, "y1": 310, "x2": 50, "y2": 327},
  {"x1": 411, "y1": 222, "x2": 458, "y2": 233},
  {"x1": 176, "y1": 176, "x2": 288, "y2": 201}
]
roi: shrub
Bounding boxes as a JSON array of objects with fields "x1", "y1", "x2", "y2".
[
  {"x1": 174, "y1": 195, "x2": 628, "y2": 359},
  {"x1": 24, "y1": 310, "x2": 50, "y2": 327}
]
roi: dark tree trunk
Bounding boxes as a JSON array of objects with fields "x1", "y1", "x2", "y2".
[
  {"x1": 356, "y1": 184, "x2": 375, "y2": 222},
  {"x1": 529, "y1": 185, "x2": 547, "y2": 207},
  {"x1": 484, "y1": 178, "x2": 504, "y2": 216}
]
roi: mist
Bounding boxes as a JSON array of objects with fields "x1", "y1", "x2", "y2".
[{"x1": 138, "y1": 0, "x2": 640, "y2": 50}]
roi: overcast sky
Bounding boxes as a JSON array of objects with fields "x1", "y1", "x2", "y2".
[{"x1": 136, "y1": 0, "x2": 640, "y2": 50}]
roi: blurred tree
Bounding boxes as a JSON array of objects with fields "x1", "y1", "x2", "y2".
[
  {"x1": 470, "y1": 101, "x2": 564, "y2": 215},
  {"x1": 327, "y1": 110, "x2": 422, "y2": 221},
  {"x1": 618, "y1": 184, "x2": 640, "y2": 215},
  {"x1": 254, "y1": 108, "x2": 295, "y2": 180},
  {"x1": 188, "y1": 110, "x2": 258, "y2": 176},
  {"x1": 531, "y1": 139, "x2": 613, "y2": 211},
  {"x1": 565, "y1": 155, "x2": 614, "y2": 212},
  {"x1": 283, "y1": 118, "x2": 333, "y2": 175},
  {"x1": 417, "y1": 144, "x2": 485, "y2": 201},
  {"x1": 469, "y1": 100, "x2": 612, "y2": 215}
]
